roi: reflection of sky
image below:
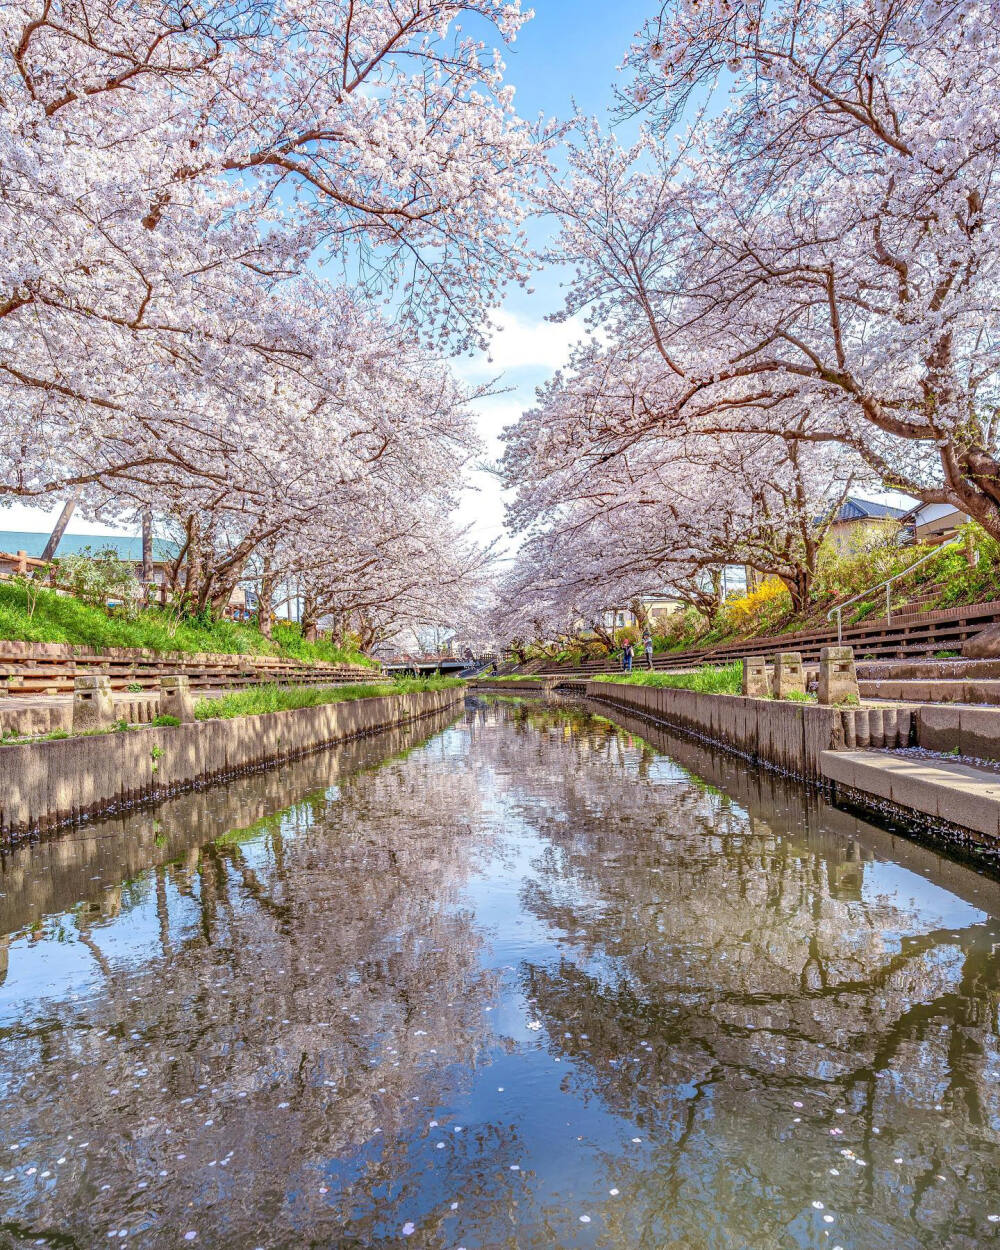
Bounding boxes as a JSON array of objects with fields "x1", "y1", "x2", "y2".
[
  {"x1": 862, "y1": 860, "x2": 989, "y2": 934},
  {"x1": 0, "y1": 877, "x2": 205, "y2": 1023}
]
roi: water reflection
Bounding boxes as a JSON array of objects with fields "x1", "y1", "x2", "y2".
[{"x1": 1, "y1": 697, "x2": 1000, "y2": 1247}]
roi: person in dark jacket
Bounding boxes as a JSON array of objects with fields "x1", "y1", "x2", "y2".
[{"x1": 622, "y1": 640, "x2": 634, "y2": 673}]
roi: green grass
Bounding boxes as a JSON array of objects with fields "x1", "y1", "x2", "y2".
[
  {"x1": 0, "y1": 580, "x2": 376, "y2": 666},
  {"x1": 195, "y1": 677, "x2": 464, "y2": 720},
  {"x1": 592, "y1": 663, "x2": 743, "y2": 695}
]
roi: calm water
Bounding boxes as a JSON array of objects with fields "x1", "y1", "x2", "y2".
[{"x1": 3, "y1": 697, "x2": 1000, "y2": 1249}]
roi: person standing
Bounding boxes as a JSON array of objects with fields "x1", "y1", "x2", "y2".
[
  {"x1": 643, "y1": 630, "x2": 654, "y2": 670},
  {"x1": 623, "y1": 640, "x2": 634, "y2": 673}
]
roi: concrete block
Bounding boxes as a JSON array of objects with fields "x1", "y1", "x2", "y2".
[
  {"x1": 73, "y1": 675, "x2": 114, "y2": 731},
  {"x1": 821, "y1": 750, "x2": 1000, "y2": 839},
  {"x1": 772, "y1": 652, "x2": 805, "y2": 699},
  {"x1": 963, "y1": 621, "x2": 1000, "y2": 658},
  {"x1": 818, "y1": 646, "x2": 859, "y2": 706},
  {"x1": 957, "y1": 707, "x2": 1000, "y2": 761},
  {"x1": 963, "y1": 681, "x2": 1000, "y2": 706},
  {"x1": 915, "y1": 705, "x2": 961, "y2": 754},
  {"x1": 868, "y1": 707, "x2": 885, "y2": 749},
  {"x1": 160, "y1": 675, "x2": 195, "y2": 723},
  {"x1": 742, "y1": 656, "x2": 770, "y2": 698}
]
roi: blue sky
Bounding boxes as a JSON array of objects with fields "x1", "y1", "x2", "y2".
[{"x1": 452, "y1": 0, "x2": 655, "y2": 553}]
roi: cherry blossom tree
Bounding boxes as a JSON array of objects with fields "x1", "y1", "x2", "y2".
[
  {"x1": 280, "y1": 507, "x2": 494, "y2": 648},
  {"x1": 528, "y1": 0, "x2": 1000, "y2": 537},
  {"x1": 0, "y1": 0, "x2": 545, "y2": 578},
  {"x1": 502, "y1": 362, "x2": 861, "y2": 633}
]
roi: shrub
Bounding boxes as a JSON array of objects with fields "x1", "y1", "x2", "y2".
[
  {"x1": 932, "y1": 523, "x2": 1000, "y2": 606},
  {"x1": 53, "y1": 547, "x2": 140, "y2": 615},
  {"x1": 657, "y1": 606, "x2": 709, "y2": 651},
  {"x1": 719, "y1": 579, "x2": 791, "y2": 636},
  {"x1": 816, "y1": 521, "x2": 914, "y2": 600}
]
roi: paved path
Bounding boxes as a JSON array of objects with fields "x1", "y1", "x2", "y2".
[{"x1": 822, "y1": 748, "x2": 1000, "y2": 839}]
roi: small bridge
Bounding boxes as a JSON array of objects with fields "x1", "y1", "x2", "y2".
[{"x1": 381, "y1": 654, "x2": 494, "y2": 678}]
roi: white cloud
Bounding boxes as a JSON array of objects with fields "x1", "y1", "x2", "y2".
[
  {"x1": 451, "y1": 307, "x2": 588, "y2": 552},
  {"x1": 0, "y1": 499, "x2": 136, "y2": 538},
  {"x1": 456, "y1": 308, "x2": 588, "y2": 382}
]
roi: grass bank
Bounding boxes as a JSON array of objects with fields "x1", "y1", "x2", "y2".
[
  {"x1": 592, "y1": 664, "x2": 743, "y2": 695},
  {"x1": 195, "y1": 677, "x2": 465, "y2": 720},
  {"x1": 0, "y1": 581, "x2": 375, "y2": 665}
]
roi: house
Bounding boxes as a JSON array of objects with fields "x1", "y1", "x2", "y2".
[
  {"x1": 602, "y1": 594, "x2": 686, "y2": 632},
  {"x1": 825, "y1": 497, "x2": 909, "y2": 553},
  {"x1": 898, "y1": 502, "x2": 969, "y2": 546}
]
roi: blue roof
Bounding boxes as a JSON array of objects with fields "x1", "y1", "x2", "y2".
[
  {"x1": 0, "y1": 531, "x2": 180, "y2": 561},
  {"x1": 834, "y1": 497, "x2": 908, "y2": 523}
]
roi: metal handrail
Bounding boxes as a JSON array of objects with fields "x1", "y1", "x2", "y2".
[{"x1": 826, "y1": 536, "x2": 964, "y2": 645}]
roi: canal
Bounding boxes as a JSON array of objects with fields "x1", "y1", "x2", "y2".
[{"x1": 2, "y1": 695, "x2": 1000, "y2": 1248}]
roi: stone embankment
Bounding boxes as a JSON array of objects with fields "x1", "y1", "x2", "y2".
[
  {"x1": 472, "y1": 647, "x2": 1000, "y2": 854},
  {"x1": 0, "y1": 686, "x2": 464, "y2": 845},
  {"x1": 580, "y1": 679, "x2": 884, "y2": 782},
  {"x1": 0, "y1": 639, "x2": 374, "y2": 699},
  {"x1": 0, "y1": 707, "x2": 459, "y2": 936}
]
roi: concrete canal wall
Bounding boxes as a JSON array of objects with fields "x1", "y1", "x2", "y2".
[
  {"x1": 473, "y1": 678, "x2": 557, "y2": 694},
  {"x1": 0, "y1": 687, "x2": 464, "y2": 843},
  {"x1": 581, "y1": 680, "x2": 911, "y2": 782}
]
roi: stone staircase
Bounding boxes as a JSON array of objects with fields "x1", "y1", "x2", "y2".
[
  {"x1": 854, "y1": 658, "x2": 1000, "y2": 705},
  {"x1": 524, "y1": 597, "x2": 1000, "y2": 678},
  {"x1": 0, "y1": 640, "x2": 380, "y2": 740},
  {"x1": 0, "y1": 640, "x2": 376, "y2": 698}
]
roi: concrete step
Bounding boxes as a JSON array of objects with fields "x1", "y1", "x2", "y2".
[
  {"x1": 912, "y1": 704, "x2": 1000, "y2": 761},
  {"x1": 859, "y1": 678, "x2": 1000, "y2": 704},
  {"x1": 0, "y1": 685, "x2": 248, "y2": 739},
  {"x1": 821, "y1": 749, "x2": 1000, "y2": 841},
  {"x1": 857, "y1": 659, "x2": 1000, "y2": 680}
]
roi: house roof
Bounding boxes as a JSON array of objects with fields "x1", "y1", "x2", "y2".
[
  {"x1": 833, "y1": 497, "x2": 908, "y2": 523},
  {"x1": 0, "y1": 530, "x2": 181, "y2": 561},
  {"x1": 897, "y1": 501, "x2": 965, "y2": 524}
]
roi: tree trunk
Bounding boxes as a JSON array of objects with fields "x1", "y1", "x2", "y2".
[
  {"x1": 141, "y1": 508, "x2": 154, "y2": 587},
  {"x1": 182, "y1": 518, "x2": 200, "y2": 612},
  {"x1": 258, "y1": 557, "x2": 274, "y2": 638},
  {"x1": 777, "y1": 567, "x2": 810, "y2": 615},
  {"x1": 630, "y1": 599, "x2": 650, "y2": 630},
  {"x1": 40, "y1": 488, "x2": 83, "y2": 562},
  {"x1": 591, "y1": 622, "x2": 616, "y2": 653},
  {"x1": 300, "y1": 592, "x2": 318, "y2": 643}
]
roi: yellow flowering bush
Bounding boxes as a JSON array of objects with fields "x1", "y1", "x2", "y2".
[{"x1": 719, "y1": 579, "x2": 792, "y2": 635}]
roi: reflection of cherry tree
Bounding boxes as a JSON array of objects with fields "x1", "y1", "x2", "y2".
[
  {"x1": 0, "y1": 710, "x2": 459, "y2": 940},
  {"x1": 474, "y1": 696, "x2": 1000, "y2": 1247},
  {"x1": 0, "y1": 711, "x2": 524, "y2": 1246}
]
